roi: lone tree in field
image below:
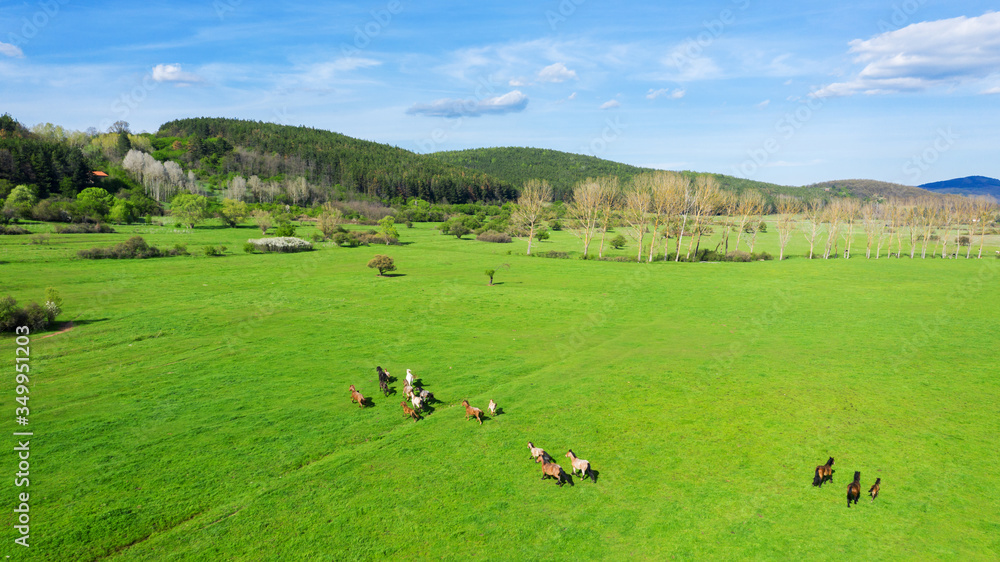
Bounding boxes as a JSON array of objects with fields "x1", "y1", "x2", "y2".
[
  {"x1": 368, "y1": 254, "x2": 396, "y2": 276},
  {"x1": 170, "y1": 192, "x2": 209, "y2": 229},
  {"x1": 511, "y1": 179, "x2": 552, "y2": 255},
  {"x1": 485, "y1": 269, "x2": 496, "y2": 285},
  {"x1": 250, "y1": 209, "x2": 272, "y2": 235}
]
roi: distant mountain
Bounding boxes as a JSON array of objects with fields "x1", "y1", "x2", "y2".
[
  {"x1": 430, "y1": 146, "x2": 810, "y2": 200},
  {"x1": 804, "y1": 179, "x2": 938, "y2": 200},
  {"x1": 919, "y1": 176, "x2": 1000, "y2": 199}
]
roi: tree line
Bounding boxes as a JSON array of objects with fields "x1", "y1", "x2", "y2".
[{"x1": 512, "y1": 172, "x2": 999, "y2": 262}]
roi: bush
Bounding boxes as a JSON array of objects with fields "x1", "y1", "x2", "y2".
[
  {"x1": 55, "y1": 223, "x2": 116, "y2": 234},
  {"x1": 367, "y1": 254, "x2": 396, "y2": 276},
  {"x1": 29, "y1": 234, "x2": 50, "y2": 245},
  {"x1": 534, "y1": 251, "x2": 569, "y2": 259},
  {"x1": 610, "y1": 234, "x2": 627, "y2": 249},
  {"x1": 957, "y1": 235, "x2": 971, "y2": 246},
  {"x1": 332, "y1": 232, "x2": 362, "y2": 247},
  {"x1": 0, "y1": 295, "x2": 56, "y2": 333},
  {"x1": 311, "y1": 233, "x2": 325, "y2": 242},
  {"x1": 204, "y1": 245, "x2": 223, "y2": 256},
  {"x1": 243, "y1": 242, "x2": 256, "y2": 254},
  {"x1": 274, "y1": 221, "x2": 297, "y2": 237},
  {"x1": 597, "y1": 255, "x2": 633, "y2": 262},
  {"x1": 77, "y1": 236, "x2": 173, "y2": 259},
  {"x1": 355, "y1": 229, "x2": 399, "y2": 245},
  {"x1": 173, "y1": 243, "x2": 189, "y2": 256},
  {"x1": 0, "y1": 225, "x2": 30, "y2": 235},
  {"x1": 476, "y1": 230, "x2": 512, "y2": 243},
  {"x1": 248, "y1": 237, "x2": 313, "y2": 253}
]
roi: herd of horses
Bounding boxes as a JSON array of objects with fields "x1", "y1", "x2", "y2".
[
  {"x1": 350, "y1": 366, "x2": 598, "y2": 489},
  {"x1": 812, "y1": 457, "x2": 881, "y2": 507}
]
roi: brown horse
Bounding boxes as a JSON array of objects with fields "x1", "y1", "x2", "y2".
[
  {"x1": 349, "y1": 384, "x2": 366, "y2": 408},
  {"x1": 813, "y1": 457, "x2": 834, "y2": 487},
  {"x1": 400, "y1": 401, "x2": 422, "y2": 422},
  {"x1": 847, "y1": 471, "x2": 861, "y2": 507},
  {"x1": 461, "y1": 400, "x2": 483, "y2": 425},
  {"x1": 869, "y1": 477, "x2": 881, "y2": 502},
  {"x1": 536, "y1": 456, "x2": 571, "y2": 487}
]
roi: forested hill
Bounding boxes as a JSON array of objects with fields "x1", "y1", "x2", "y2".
[
  {"x1": 805, "y1": 179, "x2": 938, "y2": 200},
  {"x1": 430, "y1": 147, "x2": 653, "y2": 198},
  {"x1": 430, "y1": 146, "x2": 807, "y2": 200},
  {"x1": 156, "y1": 118, "x2": 517, "y2": 204},
  {"x1": 919, "y1": 176, "x2": 1000, "y2": 199}
]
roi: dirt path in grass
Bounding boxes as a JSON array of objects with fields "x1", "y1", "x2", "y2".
[{"x1": 40, "y1": 321, "x2": 75, "y2": 339}]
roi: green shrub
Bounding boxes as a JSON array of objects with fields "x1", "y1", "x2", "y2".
[
  {"x1": 274, "y1": 221, "x2": 297, "y2": 237},
  {"x1": 333, "y1": 232, "x2": 362, "y2": 247},
  {"x1": 0, "y1": 225, "x2": 31, "y2": 235},
  {"x1": 243, "y1": 242, "x2": 256, "y2": 254},
  {"x1": 204, "y1": 245, "x2": 223, "y2": 256},
  {"x1": 476, "y1": 230, "x2": 512, "y2": 243},
  {"x1": 55, "y1": 223, "x2": 115, "y2": 234},
  {"x1": 0, "y1": 295, "x2": 53, "y2": 333},
  {"x1": 535, "y1": 251, "x2": 569, "y2": 259},
  {"x1": 367, "y1": 254, "x2": 396, "y2": 276},
  {"x1": 78, "y1": 236, "x2": 175, "y2": 259},
  {"x1": 610, "y1": 234, "x2": 627, "y2": 249}
]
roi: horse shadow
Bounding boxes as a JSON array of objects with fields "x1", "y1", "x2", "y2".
[{"x1": 587, "y1": 469, "x2": 600, "y2": 483}]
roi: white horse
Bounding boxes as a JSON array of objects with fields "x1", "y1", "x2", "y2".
[{"x1": 405, "y1": 369, "x2": 415, "y2": 386}]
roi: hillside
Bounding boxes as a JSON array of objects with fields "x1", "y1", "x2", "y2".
[
  {"x1": 431, "y1": 146, "x2": 815, "y2": 200},
  {"x1": 919, "y1": 176, "x2": 1000, "y2": 199},
  {"x1": 804, "y1": 179, "x2": 938, "y2": 200},
  {"x1": 156, "y1": 118, "x2": 518, "y2": 204}
]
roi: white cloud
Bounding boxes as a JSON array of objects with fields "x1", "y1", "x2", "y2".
[
  {"x1": 509, "y1": 78, "x2": 529, "y2": 86},
  {"x1": 407, "y1": 90, "x2": 528, "y2": 118},
  {"x1": 152, "y1": 63, "x2": 203, "y2": 83},
  {"x1": 599, "y1": 99, "x2": 620, "y2": 109},
  {"x1": 647, "y1": 88, "x2": 685, "y2": 100},
  {"x1": 568, "y1": 92, "x2": 577, "y2": 100},
  {"x1": 815, "y1": 12, "x2": 1000, "y2": 97},
  {"x1": 756, "y1": 99, "x2": 771, "y2": 109},
  {"x1": 983, "y1": 86, "x2": 1000, "y2": 94},
  {"x1": 537, "y1": 62, "x2": 577, "y2": 83},
  {"x1": 0, "y1": 42, "x2": 24, "y2": 58}
]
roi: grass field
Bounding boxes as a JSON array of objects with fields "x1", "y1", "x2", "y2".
[{"x1": 3, "y1": 219, "x2": 1000, "y2": 560}]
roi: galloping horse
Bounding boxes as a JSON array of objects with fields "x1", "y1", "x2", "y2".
[{"x1": 813, "y1": 457, "x2": 834, "y2": 487}]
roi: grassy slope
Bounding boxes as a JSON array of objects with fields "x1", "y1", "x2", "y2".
[{"x1": 3, "y1": 222, "x2": 1000, "y2": 560}]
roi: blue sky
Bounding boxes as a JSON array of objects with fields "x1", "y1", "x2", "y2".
[{"x1": 2, "y1": 0, "x2": 998, "y2": 186}]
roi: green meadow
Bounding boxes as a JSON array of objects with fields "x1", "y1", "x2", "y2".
[{"x1": 3, "y1": 221, "x2": 1000, "y2": 560}]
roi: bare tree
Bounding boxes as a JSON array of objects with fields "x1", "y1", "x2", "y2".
[
  {"x1": 776, "y1": 195, "x2": 799, "y2": 261},
  {"x1": 511, "y1": 179, "x2": 552, "y2": 256},
  {"x1": 861, "y1": 201, "x2": 879, "y2": 259},
  {"x1": 567, "y1": 179, "x2": 602, "y2": 259},
  {"x1": 839, "y1": 198, "x2": 860, "y2": 258},
  {"x1": 917, "y1": 198, "x2": 937, "y2": 259},
  {"x1": 902, "y1": 202, "x2": 919, "y2": 258},
  {"x1": 622, "y1": 179, "x2": 651, "y2": 262},
  {"x1": 822, "y1": 199, "x2": 843, "y2": 259},
  {"x1": 639, "y1": 171, "x2": 687, "y2": 262},
  {"x1": 673, "y1": 182, "x2": 694, "y2": 262},
  {"x1": 247, "y1": 175, "x2": 264, "y2": 203},
  {"x1": 974, "y1": 196, "x2": 996, "y2": 258},
  {"x1": 226, "y1": 175, "x2": 248, "y2": 202},
  {"x1": 801, "y1": 199, "x2": 824, "y2": 259},
  {"x1": 734, "y1": 190, "x2": 765, "y2": 252},
  {"x1": 686, "y1": 175, "x2": 720, "y2": 260},
  {"x1": 595, "y1": 176, "x2": 620, "y2": 258},
  {"x1": 719, "y1": 190, "x2": 739, "y2": 254},
  {"x1": 287, "y1": 176, "x2": 309, "y2": 206}
]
